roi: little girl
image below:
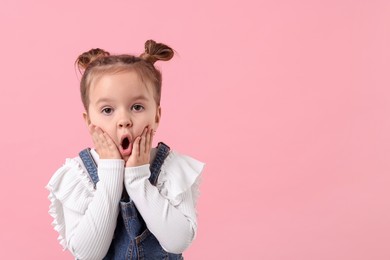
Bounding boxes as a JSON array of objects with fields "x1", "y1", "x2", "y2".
[{"x1": 46, "y1": 40, "x2": 204, "y2": 260}]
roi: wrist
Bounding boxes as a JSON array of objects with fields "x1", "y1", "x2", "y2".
[
  {"x1": 125, "y1": 162, "x2": 149, "y2": 168},
  {"x1": 125, "y1": 158, "x2": 150, "y2": 168},
  {"x1": 125, "y1": 164, "x2": 150, "y2": 179}
]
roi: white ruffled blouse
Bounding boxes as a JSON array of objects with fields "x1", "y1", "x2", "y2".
[{"x1": 46, "y1": 148, "x2": 204, "y2": 260}]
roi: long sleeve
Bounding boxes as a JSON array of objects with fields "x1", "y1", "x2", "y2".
[
  {"x1": 124, "y1": 151, "x2": 204, "y2": 254},
  {"x1": 46, "y1": 157, "x2": 124, "y2": 260}
]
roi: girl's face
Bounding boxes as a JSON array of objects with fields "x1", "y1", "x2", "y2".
[{"x1": 84, "y1": 70, "x2": 161, "y2": 161}]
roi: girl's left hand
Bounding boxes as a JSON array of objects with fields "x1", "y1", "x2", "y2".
[{"x1": 126, "y1": 126, "x2": 154, "y2": 167}]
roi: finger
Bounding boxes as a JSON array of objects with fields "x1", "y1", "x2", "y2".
[
  {"x1": 96, "y1": 127, "x2": 114, "y2": 153},
  {"x1": 132, "y1": 136, "x2": 141, "y2": 157},
  {"x1": 95, "y1": 127, "x2": 108, "y2": 147},
  {"x1": 140, "y1": 127, "x2": 149, "y2": 154},
  {"x1": 150, "y1": 128, "x2": 154, "y2": 147},
  {"x1": 104, "y1": 132, "x2": 122, "y2": 158},
  {"x1": 90, "y1": 125, "x2": 101, "y2": 147},
  {"x1": 145, "y1": 128, "x2": 153, "y2": 153},
  {"x1": 89, "y1": 125, "x2": 104, "y2": 155},
  {"x1": 101, "y1": 130, "x2": 113, "y2": 144},
  {"x1": 97, "y1": 127, "x2": 116, "y2": 151},
  {"x1": 102, "y1": 132, "x2": 114, "y2": 148},
  {"x1": 103, "y1": 132, "x2": 120, "y2": 152}
]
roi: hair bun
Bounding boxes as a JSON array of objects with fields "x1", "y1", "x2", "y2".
[
  {"x1": 76, "y1": 48, "x2": 110, "y2": 71},
  {"x1": 140, "y1": 40, "x2": 174, "y2": 64}
]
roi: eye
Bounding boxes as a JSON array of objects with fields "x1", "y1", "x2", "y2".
[
  {"x1": 101, "y1": 107, "x2": 113, "y2": 115},
  {"x1": 132, "y1": 104, "x2": 145, "y2": 112}
]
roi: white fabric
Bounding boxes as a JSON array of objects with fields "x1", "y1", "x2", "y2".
[{"x1": 46, "y1": 148, "x2": 204, "y2": 260}]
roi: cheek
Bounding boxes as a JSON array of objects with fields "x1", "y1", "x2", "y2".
[
  {"x1": 133, "y1": 118, "x2": 155, "y2": 134},
  {"x1": 88, "y1": 113, "x2": 101, "y2": 126},
  {"x1": 146, "y1": 114, "x2": 159, "y2": 127},
  {"x1": 89, "y1": 113, "x2": 112, "y2": 132}
]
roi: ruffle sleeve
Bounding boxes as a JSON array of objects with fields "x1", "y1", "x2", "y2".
[
  {"x1": 45, "y1": 158, "x2": 95, "y2": 250},
  {"x1": 156, "y1": 151, "x2": 205, "y2": 206}
]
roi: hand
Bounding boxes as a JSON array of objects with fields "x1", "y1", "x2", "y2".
[
  {"x1": 126, "y1": 126, "x2": 154, "y2": 167},
  {"x1": 89, "y1": 125, "x2": 122, "y2": 160}
]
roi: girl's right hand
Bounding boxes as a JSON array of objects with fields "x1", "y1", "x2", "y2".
[{"x1": 89, "y1": 125, "x2": 122, "y2": 160}]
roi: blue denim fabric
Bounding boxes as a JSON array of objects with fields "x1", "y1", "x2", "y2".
[{"x1": 79, "y1": 142, "x2": 183, "y2": 260}]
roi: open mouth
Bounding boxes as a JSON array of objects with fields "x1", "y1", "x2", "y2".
[{"x1": 121, "y1": 137, "x2": 130, "y2": 150}]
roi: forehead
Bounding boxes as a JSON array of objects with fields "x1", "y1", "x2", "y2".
[{"x1": 89, "y1": 70, "x2": 154, "y2": 98}]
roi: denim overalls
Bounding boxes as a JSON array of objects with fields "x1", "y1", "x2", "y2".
[{"x1": 79, "y1": 142, "x2": 183, "y2": 260}]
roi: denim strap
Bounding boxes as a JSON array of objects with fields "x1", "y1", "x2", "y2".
[
  {"x1": 149, "y1": 142, "x2": 170, "y2": 186},
  {"x1": 79, "y1": 148, "x2": 99, "y2": 188}
]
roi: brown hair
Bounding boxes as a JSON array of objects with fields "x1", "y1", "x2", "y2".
[{"x1": 76, "y1": 40, "x2": 174, "y2": 111}]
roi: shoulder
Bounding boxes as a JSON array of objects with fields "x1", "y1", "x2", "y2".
[
  {"x1": 46, "y1": 156, "x2": 95, "y2": 201},
  {"x1": 157, "y1": 150, "x2": 205, "y2": 206},
  {"x1": 45, "y1": 156, "x2": 95, "y2": 249}
]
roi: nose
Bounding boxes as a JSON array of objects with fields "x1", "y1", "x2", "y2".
[{"x1": 118, "y1": 118, "x2": 132, "y2": 128}]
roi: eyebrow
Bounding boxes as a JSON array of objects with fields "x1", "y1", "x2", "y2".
[
  {"x1": 95, "y1": 95, "x2": 148, "y2": 105},
  {"x1": 131, "y1": 95, "x2": 148, "y2": 102},
  {"x1": 95, "y1": 97, "x2": 114, "y2": 105}
]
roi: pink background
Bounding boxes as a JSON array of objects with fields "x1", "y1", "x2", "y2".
[{"x1": 1, "y1": 0, "x2": 389, "y2": 259}]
